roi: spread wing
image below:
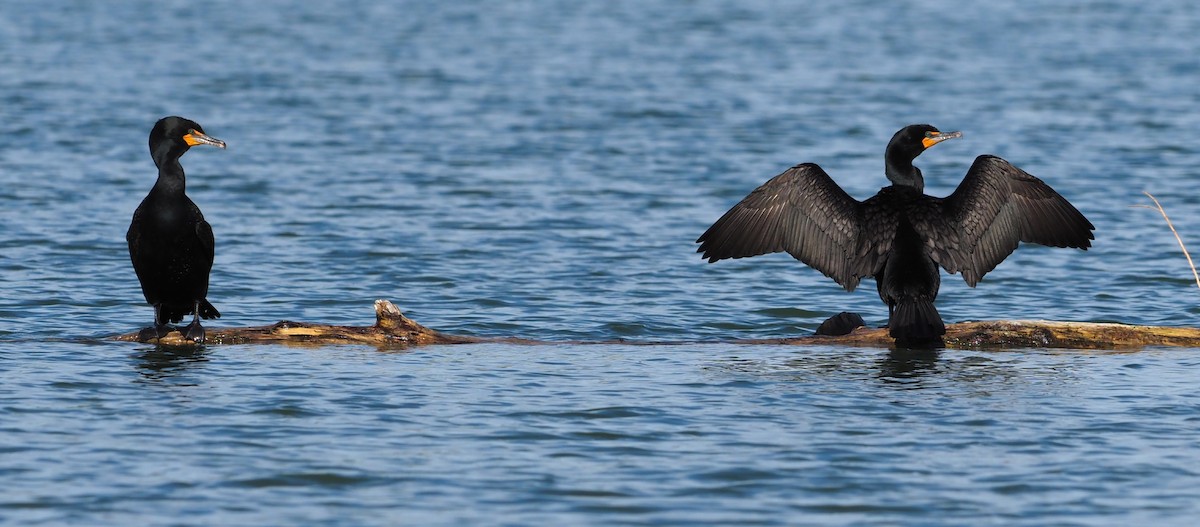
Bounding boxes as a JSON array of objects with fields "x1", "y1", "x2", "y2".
[
  {"x1": 696, "y1": 163, "x2": 873, "y2": 291},
  {"x1": 921, "y1": 155, "x2": 1095, "y2": 287}
]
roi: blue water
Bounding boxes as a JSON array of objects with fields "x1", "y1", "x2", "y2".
[{"x1": 3, "y1": 0, "x2": 1200, "y2": 525}]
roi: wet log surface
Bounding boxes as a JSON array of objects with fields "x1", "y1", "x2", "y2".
[
  {"x1": 114, "y1": 300, "x2": 494, "y2": 348},
  {"x1": 761, "y1": 320, "x2": 1200, "y2": 350},
  {"x1": 113, "y1": 299, "x2": 1200, "y2": 350}
]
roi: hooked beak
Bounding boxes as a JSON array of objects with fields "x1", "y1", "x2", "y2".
[
  {"x1": 183, "y1": 129, "x2": 227, "y2": 149},
  {"x1": 922, "y1": 130, "x2": 962, "y2": 149}
]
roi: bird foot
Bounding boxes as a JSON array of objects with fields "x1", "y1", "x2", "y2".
[
  {"x1": 137, "y1": 325, "x2": 173, "y2": 342},
  {"x1": 181, "y1": 321, "x2": 206, "y2": 343}
]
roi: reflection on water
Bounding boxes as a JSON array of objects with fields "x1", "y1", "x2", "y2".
[
  {"x1": 876, "y1": 348, "x2": 942, "y2": 385},
  {"x1": 132, "y1": 345, "x2": 211, "y2": 381},
  {"x1": 761, "y1": 345, "x2": 1058, "y2": 396}
]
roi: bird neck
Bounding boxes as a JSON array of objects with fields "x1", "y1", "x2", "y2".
[
  {"x1": 885, "y1": 158, "x2": 924, "y2": 192},
  {"x1": 152, "y1": 159, "x2": 187, "y2": 195},
  {"x1": 150, "y1": 143, "x2": 189, "y2": 195}
]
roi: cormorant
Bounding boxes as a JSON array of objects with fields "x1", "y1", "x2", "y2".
[
  {"x1": 127, "y1": 116, "x2": 226, "y2": 343},
  {"x1": 696, "y1": 124, "x2": 1094, "y2": 343}
]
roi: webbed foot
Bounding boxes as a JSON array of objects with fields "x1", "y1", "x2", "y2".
[
  {"x1": 137, "y1": 325, "x2": 173, "y2": 342},
  {"x1": 181, "y1": 320, "x2": 206, "y2": 343}
]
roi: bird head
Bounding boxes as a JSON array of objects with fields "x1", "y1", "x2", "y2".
[
  {"x1": 884, "y1": 124, "x2": 961, "y2": 188},
  {"x1": 889, "y1": 124, "x2": 961, "y2": 160},
  {"x1": 149, "y1": 116, "x2": 226, "y2": 156}
]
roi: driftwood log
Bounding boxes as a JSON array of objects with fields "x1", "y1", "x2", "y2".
[
  {"x1": 114, "y1": 300, "x2": 488, "y2": 347},
  {"x1": 113, "y1": 299, "x2": 1200, "y2": 350},
  {"x1": 760, "y1": 320, "x2": 1200, "y2": 350}
]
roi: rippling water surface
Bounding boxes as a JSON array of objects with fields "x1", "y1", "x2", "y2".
[{"x1": 3, "y1": 1, "x2": 1200, "y2": 525}]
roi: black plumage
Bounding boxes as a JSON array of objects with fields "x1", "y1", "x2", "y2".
[
  {"x1": 127, "y1": 116, "x2": 226, "y2": 343},
  {"x1": 697, "y1": 124, "x2": 1094, "y2": 343}
]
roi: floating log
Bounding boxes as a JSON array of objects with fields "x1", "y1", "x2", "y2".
[
  {"x1": 113, "y1": 300, "x2": 1200, "y2": 350},
  {"x1": 113, "y1": 300, "x2": 486, "y2": 348},
  {"x1": 764, "y1": 320, "x2": 1200, "y2": 350}
]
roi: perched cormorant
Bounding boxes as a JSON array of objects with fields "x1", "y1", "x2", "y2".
[
  {"x1": 127, "y1": 116, "x2": 226, "y2": 343},
  {"x1": 696, "y1": 124, "x2": 1094, "y2": 343}
]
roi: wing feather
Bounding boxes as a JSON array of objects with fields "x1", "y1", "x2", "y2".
[
  {"x1": 697, "y1": 164, "x2": 871, "y2": 290},
  {"x1": 921, "y1": 155, "x2": 1094, "y2": 287},
  {"x1": 126, "y1": 208, "x2": 143, "y2": 266},
  {"x1": 191, "y1": 200, "x2": 216, "y2": 269}
]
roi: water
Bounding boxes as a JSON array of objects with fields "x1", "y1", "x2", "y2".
[{"x1": 3, "y1": 0, "x2": 1200, "y2": 524}]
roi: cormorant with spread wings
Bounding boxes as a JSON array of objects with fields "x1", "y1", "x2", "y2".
[{"x1": 696, "y1": 124, "x2": 1094, "y2": 343}]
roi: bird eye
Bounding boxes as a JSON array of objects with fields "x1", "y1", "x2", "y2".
[{"x1": 924, "y1": 131, "x2": 937, "y2": 138}]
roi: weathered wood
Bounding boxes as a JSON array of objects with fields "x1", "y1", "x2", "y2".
[
  {"x1": 756, "y1": 320, "x2": 1200, "y2": 350},
  {"x1": 113, "y1": 299, "x2": 485, "y2": 348},
  {"x1": 113, "y1": 300, "x2": 1200, "y2": 350}
]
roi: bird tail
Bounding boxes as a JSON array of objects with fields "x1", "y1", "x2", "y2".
[
  {"x1": 200, "y1": 299, "x2": 221, "y2": 320},
  {"x1": 889, "y1": 300, "x2": 945, "y2": 343}
]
